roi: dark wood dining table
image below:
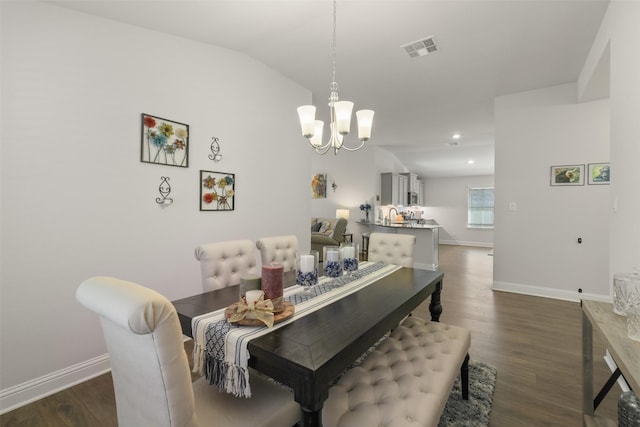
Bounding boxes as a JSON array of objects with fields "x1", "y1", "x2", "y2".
[{"x1": 172, "y1": 266, "x2": 444, "y2": 427}]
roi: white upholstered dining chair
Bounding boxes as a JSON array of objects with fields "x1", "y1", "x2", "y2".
[
  {"x1": 195, "y1": 240, "x2": 258, "y2": 291},
  {"x1": 367, "y1": 232, "x2": 416, "y2": 267},
  {"x1": 75, "y1": 276, "x2": 300, "y2": 427},
  {"x1": 255, "y1": 235, "x2": 299, "y2": 272}
]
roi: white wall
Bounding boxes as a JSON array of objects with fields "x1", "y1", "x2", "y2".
[
  {"x1": 494, "y1": 83, "x2": 610, "y2": 301},
  {"x1": 423, "y1": 175, "x2": 494, "y2": 247},
  {"x1": 0, "y1": 2, "x2": 311, "y2": 411},
  {"x1": 598, "y1": 1, "x2": 640, "y2": 280}
]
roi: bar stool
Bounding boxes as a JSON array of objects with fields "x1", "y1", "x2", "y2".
[{"x1": 361, "y1": 232, "x2": 371, "y2": 261}]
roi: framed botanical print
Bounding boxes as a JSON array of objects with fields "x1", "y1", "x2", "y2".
[
  {"x1": 200, "y1": 170, "x2": 235, "y2": 211},
  {"x1": 550, "y1": 164, "x2": 584, "y2": 186},
  {"x1": 141, "y1": 113, "x2": 189, "y2": 168},
  {"x1": 588, "y1": 163, "x2": 610, "y2": 185}
]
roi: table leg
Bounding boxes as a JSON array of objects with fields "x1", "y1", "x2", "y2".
[
  {"x1": 301, "y1": 406, "x2": 322, "y2": 427},
  {"x1": 582, "y1": 310, "x2": 594, "y2": 418},
  {"x1": 429, "y1": 279, "x2": 443, "y2": 322}
]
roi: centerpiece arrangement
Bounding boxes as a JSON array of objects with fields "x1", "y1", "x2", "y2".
[{"x1": 360, "y1": 203, "x2": 372, "y2": 223}]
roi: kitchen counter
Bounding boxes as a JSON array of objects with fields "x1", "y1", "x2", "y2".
[
  {"x1": 357, "y1": 220, "x2": 440, "y2": 270},
  {"x1": 357, "y1": 220, "x2": 440, "y2": 230}
]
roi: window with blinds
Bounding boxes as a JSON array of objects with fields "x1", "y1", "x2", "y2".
[{"x1": 468, "y1": 187, "x2": 494, "y2": 228}]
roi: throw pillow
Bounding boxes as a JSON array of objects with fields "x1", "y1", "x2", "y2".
[
  {"x1": 318, "y1": 221, "x2": 333, "y2": 235},
  {"x1": 311, "y1": 222, "x2": 322, "y2": 232}
]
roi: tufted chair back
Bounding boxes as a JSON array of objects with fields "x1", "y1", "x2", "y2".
[
  {"x1": 195, "y1": 240, "x2": 258, "y2": 291},
  {"x1": 367, "y1": 232, "x2": 416, "y2": 267},
  {"x1": 76, "y1": 277, "x2": 301, "y2": 427},
  {"x1": 255, "y1": 235, "x2": 299, "y2": 272},
  {"x1": 76, "y1": 276, "x2": 200, "y2": 427}
]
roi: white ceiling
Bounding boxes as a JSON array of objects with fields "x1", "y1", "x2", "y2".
[{"x1": 49, "y1": 0, "x2": 610, "y2": 178}]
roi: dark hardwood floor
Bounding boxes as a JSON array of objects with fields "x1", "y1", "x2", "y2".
[{"x1": 0, "y1": 245, "x2": 620, "y2": 426}]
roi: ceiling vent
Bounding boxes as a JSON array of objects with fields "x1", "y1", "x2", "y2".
[{"x1": 402, "y1": 36, "x2": 438, "y2": 58}]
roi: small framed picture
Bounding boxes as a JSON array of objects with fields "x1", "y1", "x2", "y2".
[
  {"x1": 200, "y1": 170, "x2": 235, "y2": 211},
  {"x1": 588, "y1": 163, "x2": 610, "y2": 185},
  {"x1": 312, "y1": 173, "x2": 327, "y2": 199},
  {"x1": 550, "y1": 164, "x2": 585, "y2": 186},
  {"x1": 141, "y1": 113, "x2": 189, "y2": 168}
]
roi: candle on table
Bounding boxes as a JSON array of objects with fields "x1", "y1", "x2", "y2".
[
  {"x1": 342, "y1": 246, "x2": 355, "y2": 259},
  {"x1": 300, "y1": 255, "x2": 315, "y2": 273},
  {"x1": 245, "y1": 290, "x2": 263, "y2": 308},
  {"x1": 326, "y1": 249, "x2": 340, "y2": 262},
  {"x1": 262, "y1": 263, "x2": 284, "y2": 311},
  {"x1": 239, "y1": 274, "x2": 261, "y2": 298}
]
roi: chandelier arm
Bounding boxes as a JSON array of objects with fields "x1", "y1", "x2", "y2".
[
  {"x1": 337, "y1": 140, "x2": 366, "y2": 152},
  {"x1": 306, "y1": 139, "x2": 333, "y2": 155}
]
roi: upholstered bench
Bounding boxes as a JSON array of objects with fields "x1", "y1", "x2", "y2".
[{"x1": 323, "y1": 316, "x2": 471, "y2": 427}]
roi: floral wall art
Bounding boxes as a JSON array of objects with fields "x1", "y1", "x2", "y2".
[
  {"x1": 141, "y1": 113, "x2": 189, "y2": 167},
  {"x1": 200, "y1": 170, "x2": 235, "y2": 211}
]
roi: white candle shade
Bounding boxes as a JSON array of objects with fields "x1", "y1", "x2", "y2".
[
  {"x1": 334, "y1": 101, "x2": 354, "y2": 134},
  {"x1": 245, "y1": 290, "x2": 263, "y2": 308},
  {"x1": 300, "y1": 255, "x2": 315, "y2": 273},
  {"x1": 297, "y1": 105, "x2": 316, "y2": 137},
  {"x1": 356, "y1": 109, "x2": 375, "y2": 140}
]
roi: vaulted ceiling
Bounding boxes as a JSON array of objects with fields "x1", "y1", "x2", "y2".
[{"x1": 50, "y1": 0, "x2": 610, "y2": 177}]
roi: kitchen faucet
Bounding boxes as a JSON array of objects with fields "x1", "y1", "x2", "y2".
[{"x1": 387, "y1": 207, "x2": 399, "y2": 224}]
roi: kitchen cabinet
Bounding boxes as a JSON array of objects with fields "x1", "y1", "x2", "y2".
[
  {"x1": 417, "y1": 179, "x2": 424, "y2": 206},
  {"x1": 401, "y1": 173, "x2": 419, "y2": 193},
  {"x1": 381, "y1": 173, "x2": 408, "y2": 205}
]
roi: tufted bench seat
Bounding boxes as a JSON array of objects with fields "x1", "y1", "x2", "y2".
[{"x1": 323, "y1": 316, "x2": 471, "y2": 427}]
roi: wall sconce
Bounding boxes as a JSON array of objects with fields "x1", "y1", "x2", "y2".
[
  {"x1": 156, "y1": 176, "x2": 173, "y2": 205},
  {"x1": 209, "y1": 136, "x2": 222, "y2": 162},
  {"x1": 332, "y1": 181, "x2": 338, "y2": 192}
]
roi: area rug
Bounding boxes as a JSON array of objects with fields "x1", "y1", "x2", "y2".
[{"x1": 437, "y1": 360, "x2": 497, "y2": 427}]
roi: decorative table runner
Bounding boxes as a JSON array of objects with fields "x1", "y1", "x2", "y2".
[{"x1": 191, "y1": 262, "x2": 401, "y2": 397}]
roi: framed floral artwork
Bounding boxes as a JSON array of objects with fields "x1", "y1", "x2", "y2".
[
  {"x1": 588, "y1": 163, "x2": 610, "y2": 185},
  {"x1": 200, "y1": 170, "x2": 235, "y2": 211},
  {"x1": 141, "y1": 113, "x2": 189, "y2": 168},
  {"x1": 550, "y1": 164, "x2": 584, "y2": 186},
  {"x1": 312, "y1": 173, "x2": 327, "y2": 198}
]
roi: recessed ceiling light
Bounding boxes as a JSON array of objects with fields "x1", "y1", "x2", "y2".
[
  {"x1": 468, "y1": 160, "x2": 475, "y2": 164},
  {"x1": 452, "y1": 133, "x2": 461, "y2": 140}
]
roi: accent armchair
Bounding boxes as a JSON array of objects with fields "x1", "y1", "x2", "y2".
[{"x1": 311, "y1": 217, "x2": 348, "y2": 261}]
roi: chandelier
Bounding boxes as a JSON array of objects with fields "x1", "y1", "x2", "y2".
[{"x1": 296, "y1": 0, "x2": 374, "y2": 155}]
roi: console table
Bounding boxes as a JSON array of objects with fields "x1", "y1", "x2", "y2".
[{"x1": 582, "y1": 300, "x2": 640, "y2": 427}]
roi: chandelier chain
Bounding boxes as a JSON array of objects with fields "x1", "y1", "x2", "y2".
[{"x1": 331, "y1": 0, "x2": 337, "y2": 91}]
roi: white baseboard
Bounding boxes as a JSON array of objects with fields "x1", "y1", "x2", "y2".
[
  {"x1": 0, "y1": 354, "x2": 111, "y2": 415},
  {"x1": 439, "y1": 240, "x2": 493, "y2": 248},
  {"x1": 492, "y1": 280, "x2": 611, "y2": 303}
]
